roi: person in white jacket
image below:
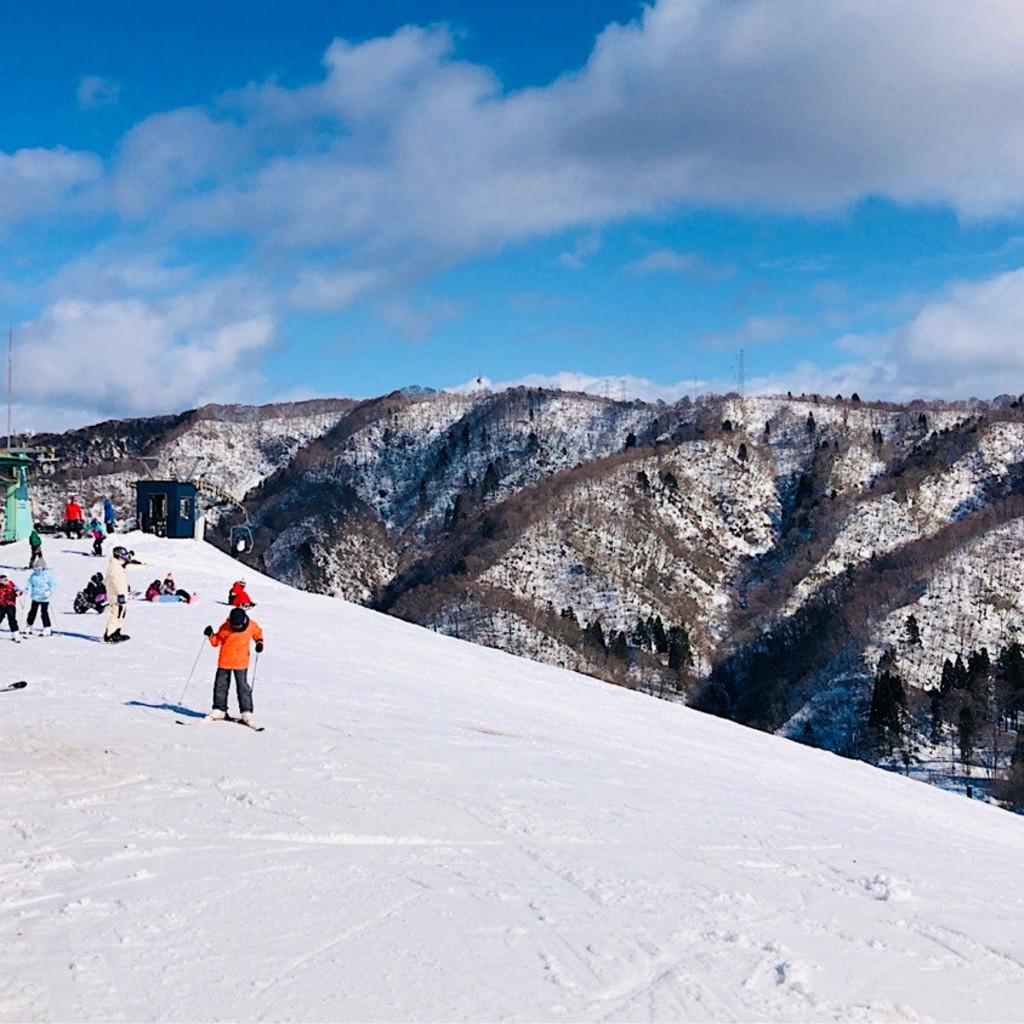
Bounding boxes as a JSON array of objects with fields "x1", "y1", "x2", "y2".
[{"x1": 103, "y1": 546, "x2": 132, "y2": 643}]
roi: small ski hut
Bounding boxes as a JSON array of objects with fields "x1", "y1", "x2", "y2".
[
  {"x1": 0, "y1": 451, "x2": 33, "y2": 543},
  {"x1": 135, "y1": 480, "x2": 198, "y2": 538}
]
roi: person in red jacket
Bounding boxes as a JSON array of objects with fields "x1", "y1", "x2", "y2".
[
  {"x1": 204, "y1": 606, "x2": 264, "y2": 726},
  {"x1": 64, "y1": 497, "x2": 85, "y2": 539},
  {"x1": 0, "y1": 573, "x2": 22, "y2": 642},
  {"x1": 227, "y1": 579, "x2": 255, "y2": 608}
]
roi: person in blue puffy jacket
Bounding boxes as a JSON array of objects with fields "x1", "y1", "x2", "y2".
[{"x1": 26, "y1": 559, "x2": 55, "y2": 636}]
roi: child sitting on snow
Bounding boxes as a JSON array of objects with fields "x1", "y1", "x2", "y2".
[
  {"x1": 228, "y1": 579, "x2": 255, "y2": 608},
  {"x1": 145, "y1": 574, "x2": 192, "y2": 603}
]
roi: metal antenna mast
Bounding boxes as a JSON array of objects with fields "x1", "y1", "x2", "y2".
[
  {"x1": 6, "y1": 325, "x2": 12, "y2": 448},
  {"x1": 736, "y1": 347, "x2": 746, "y2": 399}
]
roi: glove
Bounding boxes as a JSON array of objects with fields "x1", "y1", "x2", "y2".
[
  {"x1": 117, "y1": 594, "x2": 126, "y2": 606},
  {"x1": 255, "y1": 640, "x2": 264, "y2": 653},
  {"x1": 203, "y1": 625, "x2": 214, "y2": 637}
]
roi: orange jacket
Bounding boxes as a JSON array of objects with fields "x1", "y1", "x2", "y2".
[{"x1": 209, "y1": 617, "x2": 264, "y2": 670}]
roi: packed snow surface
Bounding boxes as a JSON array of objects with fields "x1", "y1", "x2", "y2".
[{"x1": 3, "y1": 534, "x2": 1024, "y2": 1023}]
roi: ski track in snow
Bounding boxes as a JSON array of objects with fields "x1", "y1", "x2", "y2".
[{"x1": 3, "y1": 533, "x2": 1024, "y2": 1021}]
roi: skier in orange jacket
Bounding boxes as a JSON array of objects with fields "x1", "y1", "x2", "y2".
[{"x1": 204, "y1": 606, "x2": 264, "y2": 726}]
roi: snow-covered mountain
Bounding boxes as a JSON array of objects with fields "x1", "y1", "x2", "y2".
[
  {"x1": 4, "y1": 532, "x2": 1024, "y2": 1022},
  {"x1": 25, "y1": 388, "x2": 1024, "y2": 795}
]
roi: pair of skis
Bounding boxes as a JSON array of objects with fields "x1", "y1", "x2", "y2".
[{"x1": 175, "y1": 714, "x2": 264, "y2": 732}]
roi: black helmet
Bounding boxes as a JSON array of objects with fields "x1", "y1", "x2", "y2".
[
  {"x1": 112, "y1": 545, "x2": 129, "y2": 561},
  {"x1": 229, "y1": 607, "x2": 249, "y2": 631}
]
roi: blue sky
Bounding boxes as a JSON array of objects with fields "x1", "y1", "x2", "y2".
[{"x1": 6, "y1": 0, "x2": 1024, "y2": 431}]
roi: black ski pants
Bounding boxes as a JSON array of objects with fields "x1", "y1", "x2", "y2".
[
  {"x1": 27, "y1": 601, "x2": 51, "y2": 628},
  {"x1": 0, "y1": 605, "x2": 18, "y2": 633},
  {"x1": 213, "y1": 667, "x2": 253, "y2": 715}
]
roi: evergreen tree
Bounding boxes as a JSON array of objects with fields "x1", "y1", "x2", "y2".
[
  {"x1": 904, "y1": 614, "x2": 921, "y2": 646},
  {"x1": 667, "y1": 624, "x2": 693, "y2": 672},
  {"x1": 929, "y1": 687, "x2": 944, "y2": 745},
  {"x1": 481, "y1": 461, "x2": 500, "y2": 496},
  {"x1": 630, "y1": 616, "x2": 651, "y2": 650},
  {"x1": 583, "y1": 620, "x2": 607, "y2": 653},
  {"x1": 650, "y1": 615, "x2": 669, "y2": 654},
  {"x1": 610, "y1": 630, "x2": 629, "y2": 661},
  {"x1": 939, "y1": 657, "x2": 956, "y2": 697},
  {"x1": 868, "y1": 650, "x2": 907, "y2": 753},
  {"x1": 966, "y1": 648, "x2": 990, "y2": 693},
  {"x1": 957, "y1": 704, "x2": 976, "y2": 769},
  {"x1": 997, "y1": 642, "x2": 1024, "y2": 727},
  {"x1": 951, "y1": 654, "x2": 968, "y2": 692},
  {"x1": 1011, "y1": 731, "x2": 1024, "y2": 767}
]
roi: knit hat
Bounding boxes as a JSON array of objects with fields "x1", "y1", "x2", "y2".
[{"x1": 229, "y1": 607, "x2": 249, "y2": 631}]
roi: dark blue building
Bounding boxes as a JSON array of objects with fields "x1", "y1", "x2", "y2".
[{"x1": 135, "y1": 480, "x2": 198, "y2": 538}]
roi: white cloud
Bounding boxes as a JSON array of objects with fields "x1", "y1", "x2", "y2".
[
  {"x1": 110, "y1": 1, "x2": 1024, "y2": 276},
  {"x1": 15, "y1": 280, "x2": 275, "y2": 429},
  {"x1": 898, "y1": 269, "x2": 1024, "y2": 367},
  {"x1": 559, "y1": 0, "x2": 1024, "y2": 217},
  {"x1": 625, "y1": 247, "x2": 733, "y2": 280},
  {"x1": 111, "y1": 108, "x2": 245, "y2": 220},
  {"x1": 455, "y1": 262, "x2": 1024, "y2": 406},
  {"x1": 78, "y1": 75, "x2": 120, "y2": 110},
  {"x1": 12, "y1": 0, "x2": 1024, "y2": 425},
  {"x1": 378, "y1": 296, "x2": 463, "y2": 342},
  {"x1": 626, "y1": 249, "x2": 704, "y2": 275},
  {"x1": 785, "y1": 267, "x2": 1024, "y2": 402},
  {"x1": 0, "y1": 148, "x2": 101, "y2": 227},
  {"x1": 17, "y1": 3, "x2": 1024, "y2": 254},
  {"x1": 701, "y1": 314, "x2": 807, "y2": 351},
  {"x1": 288, "y1": 267, "x2": 383, "y2": 311},
  {"x1": 558, "y1": 232, "x2": 602, "y2": 270}
]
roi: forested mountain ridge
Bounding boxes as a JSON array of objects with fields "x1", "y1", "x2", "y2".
[{"x1": 28, "y1": 387, "x2": 1024, "y2": 799}]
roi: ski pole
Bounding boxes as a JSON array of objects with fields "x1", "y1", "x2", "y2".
[
  {"x1": 178, "y1": 634, "x2": 208, "y2": 705},
  {"x1": 250, "y1": 651, "x2": 260, "y2": 695}
]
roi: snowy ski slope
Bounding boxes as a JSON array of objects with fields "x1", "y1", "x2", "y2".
[{"x1": 3, "y1": 532, "x2": 1024, "y2": 1022}]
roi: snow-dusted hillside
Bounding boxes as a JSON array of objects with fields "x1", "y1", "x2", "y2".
[
  {"x1": 4, "y1": 533, "x2": 1024, "y2": 1022},
  {"x1": 30, "y1": 400, "x2": 354, "y2": 530},
  {"x1": 22, "y1": 388, "x2": 1024, "y2": 791}
]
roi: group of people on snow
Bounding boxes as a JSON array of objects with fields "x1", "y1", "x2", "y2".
[
  {"x1": 144, "y1": 573, "x2": 193, "y2": 603},
  {"x1": 0, "y1": 560, "x2": 57, "y2": 640},
  {"x1": 59, "y1": 495, "x2": 117, "y2": 546},
  {"x1": 6, "y1": 526, "x2": 265, "y2": 724}
]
